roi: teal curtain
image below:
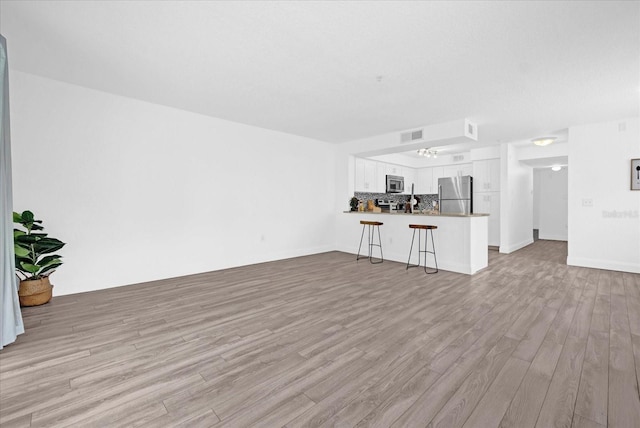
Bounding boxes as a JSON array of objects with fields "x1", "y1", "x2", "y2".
[{"x1": 0, "y1": 34, "x2": 24, "y2": 349}]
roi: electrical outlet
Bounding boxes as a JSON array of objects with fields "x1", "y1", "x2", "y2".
[{"x1": 582, "y1": 199, "x2": 593, "y2": 207}]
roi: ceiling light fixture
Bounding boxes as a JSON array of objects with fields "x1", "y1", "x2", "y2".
[
  {"x1": 551, "y1": 165, "x2": 562, "y2": 172},
  {"x1": 417, "y1": 148, "x2": 438, "y2": 158},
  {"x1": 532, "y1": 136, "x2": 557, "y2": 146}
]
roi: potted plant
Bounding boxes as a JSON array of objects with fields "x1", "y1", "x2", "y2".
[
  {"x1": 13, "y1": 210, "x2": 65, "y2": 306},
  {"x1": 349, "y1": 196, "x2": 359, "y2": 211}
]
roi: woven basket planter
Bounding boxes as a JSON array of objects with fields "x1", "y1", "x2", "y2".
[{"x1": 18, "y1": 277, "x2": 53, "y2": 307}]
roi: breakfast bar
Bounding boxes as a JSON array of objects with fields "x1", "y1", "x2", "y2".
[{"x1": 337, "y1": 211, "x2": 489, "y2": 274}]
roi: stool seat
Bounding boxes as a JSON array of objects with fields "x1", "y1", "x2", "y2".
[
  {"x1": 361, "y1": 221, "x2": 383, "y2": 226},
  {"x1": 409, "y1": 224, "x2": 437, "y2": 230}
]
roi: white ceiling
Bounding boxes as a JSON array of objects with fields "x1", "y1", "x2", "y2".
[{"x1": 1, "y1": 1, "x2": 638, "y2": 144}]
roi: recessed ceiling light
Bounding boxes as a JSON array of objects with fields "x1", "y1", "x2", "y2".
[
  {"x1": 532, "y1": 137, "x2": 557, "y2": 146},
  {"x1": 551, "y1": 165, "x2": 562, "y2": 171}
]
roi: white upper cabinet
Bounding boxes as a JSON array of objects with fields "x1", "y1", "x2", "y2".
[
  {"x1": 460, "y1": 163, "x2": 473, "y2": 177},
  {"x1": 355, "y1": 159, "x2": 411, "y2": 193},
  {"x1": 432, "y1": 167, "x2": 445, "y2": 194},
  {"x1": 355, "y1": 158, "x2": 380, "y2": 192},
  {"x1": 386, "y1": 164, "x2": 403, "y2": 177},
  {"x1": 356, "y1": 158, "x2": 480, "y2": 195},
  {"x1": 415, "y1": 168, "x2": 433, "y2": 194},
  {"x1": 443, "y1": 163, "x2": 472, "y2": 179},
  {"x1": 473, "y1": 159, "x2": 501, "y2": 191},
  {"x1": 402, "y1": 168, "x2": 417, "y2": 194},
  {"x1": 364, "y1": 160, "x2": 376, "y2": 191},
  {"x1": 355, "y1": 158, "x2": 366, "y2": 191},
  {"x1": 375, "y1": 163, "x2": 387, "y2": 193},
  {"x1": 415, "y1": 167, "x2": 439, "y2": 194}
]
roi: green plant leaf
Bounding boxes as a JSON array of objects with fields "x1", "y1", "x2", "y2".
[
  {"x1": 14, "y1": 243, "x2": 29, "y2": 253},
  {"x1": 14, "y1": 242, "x2": 31, "y2": 255},
  {"x1": 21, "y1": 211, "x2": 34, "y2": 223},
  {"x1": 13, "y1": 229, "x2": 25, "y2": 238},
  {"x1": 16, "y1": 234, "x2": 46, "y2": 244},
  {"x1": 39, "y1": 263, "x2": 62, "y2": 276},
  {"x1": 19, "y1": 262, "x2": 40, "y2": 274},
  {"x1": 15, "y1": 254, "x2": 32, "y2": 264},
  {"x1": 38, "y1": 254, "x2": 62, "y2": 266},
  {"x1": 14, "y1": 245, "x2": 29, "y2": 257},
  {"x1": 37, "y1": 259, "x2": 61, "y2": 276},
  {"x1": 13, "y1": 212, "x2": 22, "y2": 222},
  {"x1": 15, "y1": 257, "x2": 32, "y2": 272},
  {"x1": 31, "y1": 224, "x2": 44, "y2": 231},
  {"x1": 34, "y1": 238, "x2": 65, "y2": 254}
]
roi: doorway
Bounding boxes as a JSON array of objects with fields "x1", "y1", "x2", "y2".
[{"x1": 533, "y1": 166, "x2": 568, "y2": 242}]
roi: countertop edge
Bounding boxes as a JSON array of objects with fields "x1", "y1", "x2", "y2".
[{"x1": 342, "y1": 211, "x2": 489, "y2": 218}]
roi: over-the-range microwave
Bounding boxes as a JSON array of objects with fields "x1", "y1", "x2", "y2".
[{"x1": 386, "y1": 175, "x2": 404, "y2": 193}]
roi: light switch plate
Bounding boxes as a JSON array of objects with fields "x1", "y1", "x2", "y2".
[{"x1": 582, "y1": 198, "x2": 593, "y2": 207}]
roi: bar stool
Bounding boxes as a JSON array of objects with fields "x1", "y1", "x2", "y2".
[
  {"x1": 356, "y1": 221, "x2": 384, "y2": 264},
  {"x1": 406, "y1": 224, "x2": 438, "y2": 274}
]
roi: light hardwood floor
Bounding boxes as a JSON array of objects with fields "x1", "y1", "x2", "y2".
[{"x1": 1, "y1": 240, "x2": 639, "y2": 427}]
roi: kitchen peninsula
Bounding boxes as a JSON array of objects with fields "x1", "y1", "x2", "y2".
[{"x1": 337, "y1": 211, "x2": 489, "y2": 274}]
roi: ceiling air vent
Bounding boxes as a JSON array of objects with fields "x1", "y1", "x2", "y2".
[
  {"x1": 453, "y1": 154, "x2": 465, "y2": 162},
  {"x1": 464, "y1": 119, "x2": 478, "y2": 140},
  {"x1": 400, "y1": 129, "x2": 423, "y2": 143}
]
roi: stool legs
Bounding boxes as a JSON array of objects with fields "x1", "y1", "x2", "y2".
[
  {"x1": 406, "y1": 228, "x2": 438, "y2": 274},
  {"x1": 356, "y1": 223, "x2": 383, "y2": 264}
]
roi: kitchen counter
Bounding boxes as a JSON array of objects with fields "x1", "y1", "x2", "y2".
[
  {"x1": 337, "y1": 211, "x2": 488, "y2": 274},
  {"x1": 342, "y1": 211, "x2": 489, "y2": 217}
]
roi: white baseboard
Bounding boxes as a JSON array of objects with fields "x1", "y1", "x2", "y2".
[
  {"x1": 566, "y1": 256, "x2": 640, "y2": 274},
  {"x1": 499, "y1": 238, "x2": 533, "y2": 254},
  {"x1": 538, "y1": 234, "x2": 568, "y2": 241}
]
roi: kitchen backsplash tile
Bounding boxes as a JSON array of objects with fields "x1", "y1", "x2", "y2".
[{"x1": 353, "y1": 192, "x2": 439, "y2": 211}]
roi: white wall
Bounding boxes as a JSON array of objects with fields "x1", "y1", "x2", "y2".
[
  {"x1": 500, "y1": 143, "x2": 533, "y2": 253},
  {"x1": 534, "y1": 168, "x2": 568, "y2": 241},
  {"x1": 10, "y1": 71, "x2": 337, "y2": 295},
  {"x1": 568, "y1": 118, "x2": 640, "y2": 273},
  {"x1": 533, "y1": 170, "x2": 541, "y2": 229}
]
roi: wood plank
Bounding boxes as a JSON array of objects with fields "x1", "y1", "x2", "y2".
[
  {"x1": 568, "y1": 292, "x2": 596, "y2": 340},
  {"x1": 499, "y1": 340, "x2": 563, "y2": 428},
  {"x1": 250, "y1": 394, "x2": 315, "y2": 428},
  {"x1": 512, "y1": 307, "x2": 558, "y2": 361},
  {"x1": 213, "y1": 347, "x2": 365, "y2": 426},
  {"x1": 0, "y1": 414, "x2": 32, "y2": 428},
  {"x1": 535, "y1": 336, "x2": 587, "y2": 428},
  {"x1": 391, "y1": 336, "x2": 519, "y2": 427},
  {"x1": 462, "y1": 357, "x2": 529, "y2": 428},
  {"x1": 545, "y1": 288, "x2": 582, "y2": 345},
  {"x1": 571, "y1": 414, "x2": 606, "y2": 428},
  {"x1": 589, "y1": 294, "x2": 610, "y2": 333},
  {"x1": 427, "y1": 336, "x2": 520, "y2": 428},
  {"x1": 355, "y1": 366, "x2": 441, "y2": 428},
  {"x1": 574, "y1": 330, "x2": 609, "y2": 425},
  {"x1": 632, "y1": 333, "x2": 640, "y2": 406}
]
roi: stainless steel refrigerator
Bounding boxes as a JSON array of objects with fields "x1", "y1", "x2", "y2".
[{"x1": 438, "y1": 176, "x2": 473, "y2": 215}]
